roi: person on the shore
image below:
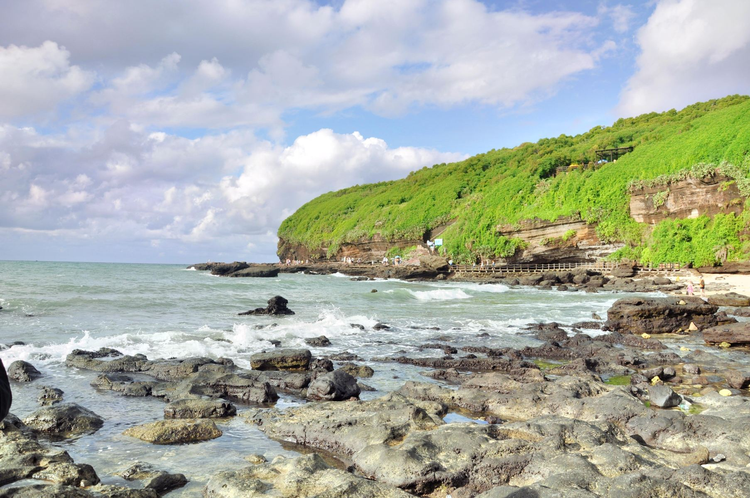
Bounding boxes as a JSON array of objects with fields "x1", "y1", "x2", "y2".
[
  {"x1": 687, "y1": 281, "x2": 694, "y2": 296},
  {"x1": 0, "y1": 358, "x2": 11, "y2": 421},
  {"x1": 699, "y1": 277, "x2": 706, "y2": 296},
  {"x1": 382, "y1": 256, "x2": 388, "y2": 266}
]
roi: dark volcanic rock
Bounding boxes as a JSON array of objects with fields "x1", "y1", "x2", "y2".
[
  {"x1": 250, "y1": 349, "x2": 311, "y2": 371},
  {"x1": 338, "y1": 363, "x2": 374, "y2": 378},
  {"x1": 209, "y1": 261, "x2": 249, "y2": 276},
  {"x1": 23, "y1": 403, "x2": 104, "y2": 438},
  {"x1": 304, "y1": 335, "x2": 331, "y2": 347},
  {"x1": 703, "y1": 321, "x2": 750, "y2": 345},
  {"x1": 238, "y1": 295, "x2": 295, "y2": 316},
  {"x1": 7, "y1": 361, "x2": 41, "y2": 382},
  {"x1": 124, "y1": 419, "x2": 222, "y2": 444},
  {"x1": 708, "y1": 292, "x2": 750, "y2": 307},
  {"x1": 38, "y1": 386, "x2": 64, "y2": 406},
  {"x1": 164, "y1": 399, "x2": 237, "y2": 419},
  {"x1": 228, "y1": 266, "x2": 279, "y2": 278},
  {"x1": 306, "y1": 369, "x2": 360, "y2": 401},
  {"x1": 204, "y1": 453, "x2": 411, "y2": 498},
  {"x1": 606, "y1": 296, "x2": 718, "y2": 334},
  {"x1": 648, "y1": 385, "x2": 681, "y2": 408}
]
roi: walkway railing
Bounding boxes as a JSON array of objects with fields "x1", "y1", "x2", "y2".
[{"x1": 449, "y1": 261, "x2": 682, "y2": 274}]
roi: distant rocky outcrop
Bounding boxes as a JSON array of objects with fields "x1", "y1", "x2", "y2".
[{"x1": 238, "y1": 296, "x2": 295, "y2": 316}]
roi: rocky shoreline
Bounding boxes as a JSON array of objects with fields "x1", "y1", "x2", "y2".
[{"x1": 2, "y1": 289, "x2": 750, "y2": 496}]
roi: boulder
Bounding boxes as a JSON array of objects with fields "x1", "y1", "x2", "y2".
[
  {"x1": 725, "y1": 370, "x2": 750, "y2": 390},
  {"x1": 606, "y1": 297, "x2": 718, "y2": 334},
  {"x1": 708, "y1": 292, "x2": 750, "y2": 307},
  {"x1": 228, "y1": 266, "x2": 279, "y2": 278},
  {"x1": 204, "y1": 453, "x2": 411, "y2": 498},
  {"x1": 304, "y1": 335, "x2": 331, "y2": 347},
  {"x1": 38, "y1": 386, "x2": 64, "y2": 406},
  {"x1": 653, "y1": 277, "x2": 672, "y2": 285},
  {"x1": 307, "y1": 369, "x2": 360, "y2": 401},
  {"x1": 23, "y1": 403, "x2": 104, "y2": 437},
  {"x1": 648, "y1": 385, "x2": 681, "y2": 408},
  {"x1": 703, "y1": 322, "x2": 750, "y2": 346},
  {"x1": 164, "y1": 399, "x2": 237, "y2": 419},
  {"x1": 418, "y1": 255, "x2": 450, "y2": 272},
  {"x1": 238, "y1": 296, "x2": 295, "y2": 316},
  {"x1": 209, "y1": 261, "x2": 249, "y2": 276},
  {"x1": 118, "y1": 462, "x2": 188, "y2": 495},
  {"x1": 250, "y1": 349, "x2": 311, "y2": 371},
  {"x1": 7, "y1": 361, "x2": 41, "y2": 382},
  {"x1": 338, "y1": 363, "x2": 374, "y2": 378},
  {"x1": 123, "y1": 419, "x2": 222, "y2": 444},
  {"x1": 611, "y1": 264, "x2": 636, "y2": 278}
]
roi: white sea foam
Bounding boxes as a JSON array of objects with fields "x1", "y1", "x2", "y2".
[{"x1": 406, "y1": 288, "x2": 472, "y2": 301}]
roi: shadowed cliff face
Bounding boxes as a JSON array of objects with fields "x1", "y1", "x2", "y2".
[
  {"x1": 630, "y1": 174, "x2": 744, "y2": 224},
  {"x1": 277, "y1": 217, "x2": 621, "y2": 264}
]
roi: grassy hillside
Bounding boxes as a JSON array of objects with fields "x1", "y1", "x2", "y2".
[{"x1": 279, "y1": 95, "x2": 750, "y2": 266}]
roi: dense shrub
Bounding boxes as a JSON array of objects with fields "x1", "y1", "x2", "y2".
[{"x1": 279, "y1": 96, "x2": 750, "y2": 266}]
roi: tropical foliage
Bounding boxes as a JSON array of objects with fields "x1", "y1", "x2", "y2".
[{"x1": 278, "y1": 95, "x2": 750, "y2": 266}]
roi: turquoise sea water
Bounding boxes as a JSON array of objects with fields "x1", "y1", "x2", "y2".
[{"x1": 0, "y1": 261, "x2": 652, "y2": 494}]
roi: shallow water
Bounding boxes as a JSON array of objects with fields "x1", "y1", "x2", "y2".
[{"x1": 0, "y1": 261, "x2": 674, "y2": 494}]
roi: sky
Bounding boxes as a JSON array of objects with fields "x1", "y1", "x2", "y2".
[{"x1": 1, "y1": 0, "x2": 749, "y2": 264}]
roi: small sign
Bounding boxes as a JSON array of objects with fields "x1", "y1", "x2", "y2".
[{"x1": 434, "y1": 239, "x2": 443, "y2": 246}]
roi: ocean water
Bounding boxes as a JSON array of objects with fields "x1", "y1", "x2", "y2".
[{"x1": 0, "y1": 261, "x2": 653, "y2": 494}]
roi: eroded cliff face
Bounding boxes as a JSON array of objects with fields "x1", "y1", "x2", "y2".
[
  {"x1": 629, "y1": 174, "x2": 744, "y2": 224},
  {"x1": 279, "y1": 175, "x2": 746, "y2": 263},
  {"x1": 496, "y1": 216, "x2": 620, "y2": 264}
]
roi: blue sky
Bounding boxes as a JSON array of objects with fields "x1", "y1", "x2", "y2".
[{"x1": 0, "y1": 0, "x2": 749, "y2": 263}]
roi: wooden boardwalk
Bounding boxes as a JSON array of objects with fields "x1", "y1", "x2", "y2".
[{"x1": 448, "y1": 261, "x2": 682, "y2": 275}]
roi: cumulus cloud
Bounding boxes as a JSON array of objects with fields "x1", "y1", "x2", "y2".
[
  {"x1": 618, "y1": 0, "x2": 750, "y2": 116},
  {"x1": 0, "y1": 0, "x2": 609, "y2": 128},
  {"x1": 0, "y1": 124, "x2": 464, "y2": 260},
  {"x1": 0, "y1": 41, "x2": 94, "y2": 119}
]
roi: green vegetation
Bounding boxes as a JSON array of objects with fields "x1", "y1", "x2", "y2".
[
  {"x1": 278, "y1": 96, "x2": 750, "y2": 264},
  {"x1": 532, "y1": 359, "x2": 567, "y2": 370},
  {"x1": 604, "y1": 375, "x2": 631, "y2": 386}
]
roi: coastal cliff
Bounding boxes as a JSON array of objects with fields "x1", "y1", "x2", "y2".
[{"x1": 278, "y1": 96, "x2": 750, "y2": 267}]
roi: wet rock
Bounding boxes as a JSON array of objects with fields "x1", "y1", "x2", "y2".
[
  {"x1": 338, "y1": 363, "x2": 374, "y2": 378},
  {"x1": 204, "y1": 453, "x2": 411, "y2": 498},
  {"x1": 209, "y1": 261, "x2": 249, "y2": 276},
  {"x1": 607, "y1": 296, "x2": 718, "y2": 334},
  {"x1": 250, "y1": 349, "x2": 311, "y2": 371},
  {"x1": 350, "y1": 323, "x2": 365, "y2": 330},
  {"x1": 373, "y1": 323, "x2": 390, "y2": 330},
  {"x1": 228, "y1": 266, "x2": 279, "y2": 278},
  {"x1": 570, "y1": 321, "x2": 603, "y2": 330},
  {"x1": 238, "y1": 295, "x2": 295, "y2": 316},
  {"x1": 648, "y1": 385, "x2": 681, "y2": 408},
  {"x1": 118, "y1": 462, "x2": 188, "y2": 495},
  {"x1": 23, "y1": 403, "x2": 104, "y2": 438},
  {"x1": 683, "y1": 364, "x2": 701, "y2": 375},
  {"x1": 304, "y1": 335, "x2": 331, "y2": 347},
  {"x1": 164, "y1": 399, "x2": 237, "y2": 419},
  {"x1": 526, "y1": 322, "x2": 567, "y2": 342},
  {"x1": 725, "y1": 370, "x2": 750, "y2": 390},
  {"x1": 306, "y1": 369, "x2": 360, "y2": 401},
  {"x1": 703, "y1": 321, "x2": 750, "y2": 346},
  {"x1": 7, "y1": 361, "x2": 41, "y2": 382},
  {"x1": 245, "y1": 393, "x2": 446, "y2": 457},
  {"x1": 66, "y1": 349, "x2": 148, "y2": 373},
  {"x1": 123, "y1": 419, "x2": 222, "y2": 444},
  {"x1": 31, "y1": 462, "x2": 100, "y2": 487},
  {"x1": 37, "y1": 386, "x2": 64, "y2": 406},
  {"x1": 707, "y1": 292, "x2": 750, "y2": 307},
  {"x1": 310, "y1": 358, "x2": 334, "y2": 372},
  {"x1": 726, "y1": 307, "x2": 750, "y2": 317}
]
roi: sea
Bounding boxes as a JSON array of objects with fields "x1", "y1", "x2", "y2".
[{"x1": 0, "y1": 260, "x2": 685, "y2": 494}]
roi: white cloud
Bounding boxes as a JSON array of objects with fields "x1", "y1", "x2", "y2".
[
  {"x1": 1, "y1": 1, "x2": 610, "y2": 128},
  {"x1": 0, "y1": 41, "x2": 94, "y2": 119},
  {"x1": 618, "y1": 0, "x2": 750, "y2": 116},
  {"x1": 0, "y1": 123, "x2": 464, "y2": 259}
]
